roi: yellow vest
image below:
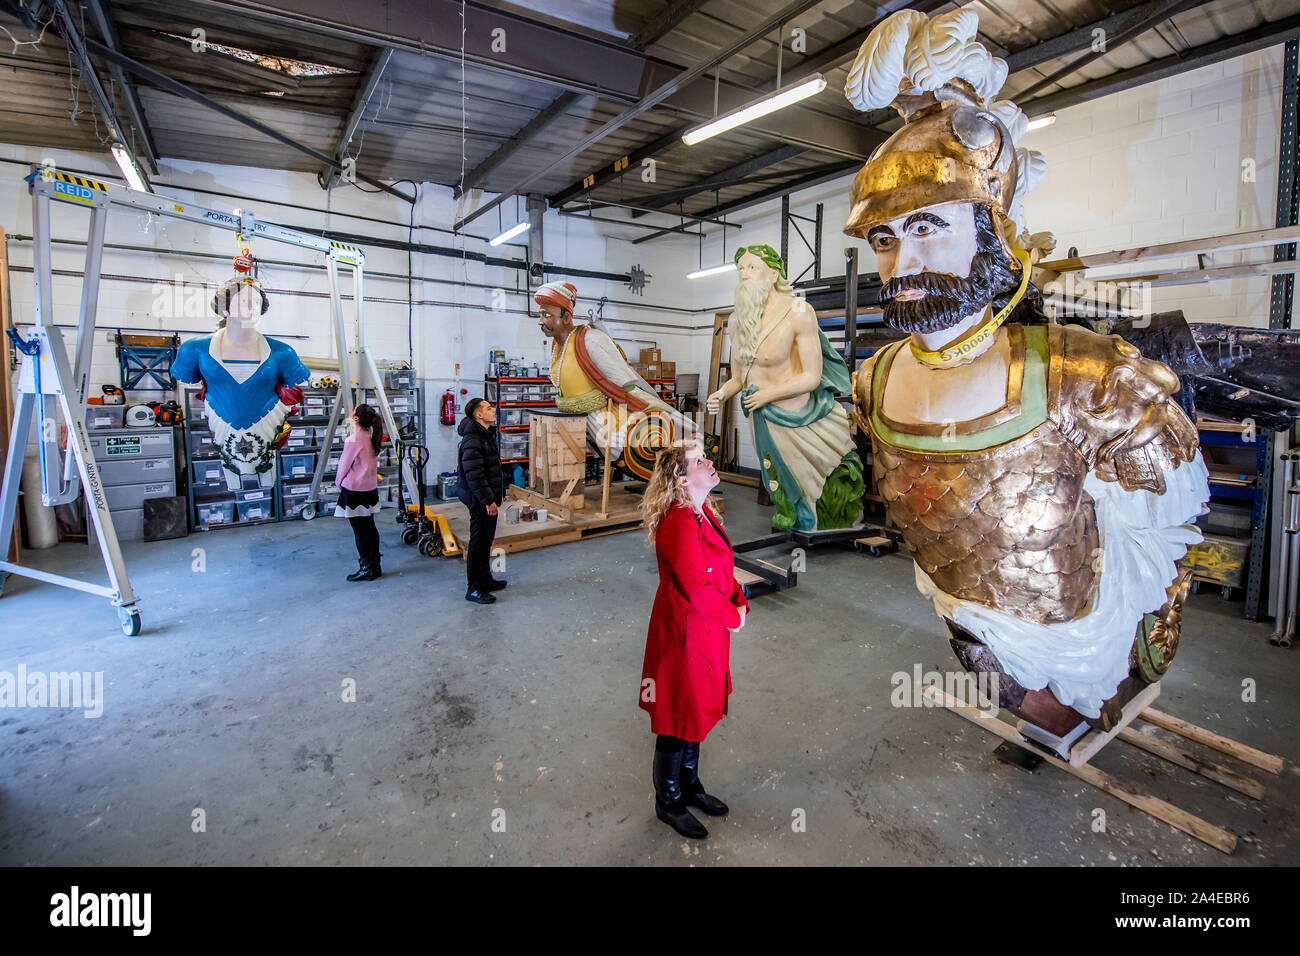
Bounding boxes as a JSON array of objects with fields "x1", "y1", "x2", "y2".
[{"x1": 554, "y1": 334, "x2": 595, "y2": 396}]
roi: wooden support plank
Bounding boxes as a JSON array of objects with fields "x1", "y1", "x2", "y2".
[
  {"x1": 1067, "y1": 681, "x2": 1161, "y2": 768},
  {"x1": 559, "y1": 474, "x2": 581, "y2": 507},
  {"x1": 705, "y1": 312, "x2": 727, "y2": 435},
  {"x1": 600, "y1": 399, "x2": 614, "y2": 517},
  {"x1": 1139, "y1": 708, "x2": 1285, "y2": 775},
  {"x1": 921, "y1": 685, "x2": 1238, "y2": 855},
  {"x1": 506, "y1": 483, "x2": 573, "y2": 523},
  {"x1": 1039, "y1": 224, "x2": 1300, "y2": 273},
  {"x1": 554, "y1": 420, "x2": 585, "y2": 461},
  {"x1": 1117, "y1": 727, "x2": 1266, "y2": 800}
]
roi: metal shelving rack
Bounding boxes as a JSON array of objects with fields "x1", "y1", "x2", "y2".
[{"x1": 180, "y1": 380, "x2": 423, "y2": 529}]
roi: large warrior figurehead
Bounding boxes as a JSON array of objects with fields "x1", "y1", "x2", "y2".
[{"x1": 843, "y1": 9, "x2": 1210, "y2": 743}]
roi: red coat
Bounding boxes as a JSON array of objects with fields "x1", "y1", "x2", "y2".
[{"x1": 639, "y1": 503, "x2": 750, "y2": 742}]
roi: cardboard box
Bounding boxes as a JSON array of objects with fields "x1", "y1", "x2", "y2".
[
  {"x1": 658, "y1": 361, "x2": 676, "y2": 378},
  {"x1": 640, "y1": 348, "x2": 661, "y2": 364}
]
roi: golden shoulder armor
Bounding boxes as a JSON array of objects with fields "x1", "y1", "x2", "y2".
[{"x1": 1048, "y1": 324, "x2": 1200, "y2": 494}]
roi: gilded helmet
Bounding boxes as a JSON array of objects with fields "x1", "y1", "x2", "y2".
[{"x1": 843, "y1": 82, "x2": 1019, "y2": 253}]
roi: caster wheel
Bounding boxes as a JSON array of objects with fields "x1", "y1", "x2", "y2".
[
  {"x1": 1190, "y1": 580, "x2": 1202, "y2": 595},
  {"x1": 119, "y1": 606, "x2": 142, "y2": 637},
  {"x1": 301, "y1": 502, "x2": 318, "y2": 521},
  {"x1": 1221, "y1": 586, "x2": 1232, "y2": 600},
  {"x1": 395, "y1": 511, "x2": 407, "y2": 524},
  {"x1": 421, "y1": 534, "x2": 443, "y2": 557},
  {"x1": 869, "y1": 546, "x2": 883, "y2": 557},
  {"x1": 401, "y1": 526, "x2": 419, "y2": 546}
]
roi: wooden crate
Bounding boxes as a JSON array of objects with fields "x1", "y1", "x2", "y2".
[{"x1": 528, "y1": 412, "x2": 586, "y2": 510}]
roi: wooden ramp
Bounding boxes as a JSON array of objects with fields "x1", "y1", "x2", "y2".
[{"x1": 432, "y1": 484, "x2": 645, "y2": 555}]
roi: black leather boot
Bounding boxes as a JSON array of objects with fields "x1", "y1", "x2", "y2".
[
  {"x1": 347, "y1": 559, "x2": 371, "y2": 582},
  {"x1": 653, "y1": 744, "x2": 708, "y2": 839},
  {"x1": 681, "y1": 741, "x2": 728, "y2": 816},
  {"x1": 370, "y1": 550, "x2": 383, "y2": 579}
]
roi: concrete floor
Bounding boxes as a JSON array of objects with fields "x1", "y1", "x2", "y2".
[{"x1": 1, "y1": 483, "x2": 1297, "y2": 866}]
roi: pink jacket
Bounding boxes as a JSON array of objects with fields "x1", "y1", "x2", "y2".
[{"x1": 336, "y1": 428, "x2": 379, "y2": 492}]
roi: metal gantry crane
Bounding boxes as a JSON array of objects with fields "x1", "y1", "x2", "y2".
[{"x1": 0, "y1": 164, "x2": 411, "y2": 635}]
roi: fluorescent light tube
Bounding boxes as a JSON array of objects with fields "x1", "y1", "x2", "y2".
[
  {"x1": 489, "y1": 221, "x2": 530, "y2": 246},
  {"x1": 1026, "y1": 114, "x2": 1056, "y2": 131},
  {"x1": 686, "y1": 262, "x2": 737, "y2": 280},
  {"x1": 683, "y1": 74, "x2": 827, "y2": 146},
  {"x1": 110, "y1": 143, "x2": 150, "y2": 192}
]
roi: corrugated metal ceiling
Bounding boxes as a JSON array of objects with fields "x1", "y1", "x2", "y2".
[{"x1": 0, "y1": 0, "x2": 1296, "y2": 234}]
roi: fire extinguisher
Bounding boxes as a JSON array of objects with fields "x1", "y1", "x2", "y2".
[{"x1": 440, "y1": 389, "x2": 456, "y2": 425}]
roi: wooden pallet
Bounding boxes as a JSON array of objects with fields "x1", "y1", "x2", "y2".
[
  {"x1": 432, "y1": 484, "x2": 645, "y2": 554},
  {"x1": 921, "y1": 683, "x2": 1286, "y2": 855}
]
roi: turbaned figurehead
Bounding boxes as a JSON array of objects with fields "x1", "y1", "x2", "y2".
[{"x1": 536, "y1": 280, "x2": 703, "y2": 480}]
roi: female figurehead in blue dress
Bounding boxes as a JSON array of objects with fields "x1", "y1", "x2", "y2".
[{"x1": 172, "y1": 278, "x2": 310, "y2": 491}]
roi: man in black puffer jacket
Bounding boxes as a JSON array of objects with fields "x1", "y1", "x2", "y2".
[{"x1": 457, "y1": 398, "x2": 506, "y2": 604}]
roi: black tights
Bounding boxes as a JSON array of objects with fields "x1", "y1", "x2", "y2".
[{"x1": 349, "y1": 515, "x2": 380, "y2": 561}]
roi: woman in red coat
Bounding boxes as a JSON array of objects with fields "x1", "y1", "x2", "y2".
[{"x1": 639, "y1": 441, "x2": 749, "y2": 839}]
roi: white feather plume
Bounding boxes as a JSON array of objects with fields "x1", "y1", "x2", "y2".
[
  {"x1": 903, "y1": 9, "x2": 978, "y2": 92},
  {"x1": 989, "y1": 99, "x2": 1027, "y2": 143},
  {"x1": 844, "y1": 9, "x2": 928, "y2": 111}
]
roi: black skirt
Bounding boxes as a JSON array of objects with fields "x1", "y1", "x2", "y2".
[{"x1": 335, "y1": 486, "x2": 381, "y2": 518}]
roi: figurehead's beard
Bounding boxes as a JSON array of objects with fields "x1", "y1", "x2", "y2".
[
  {"x1": 880, "y1": 247, "x2": 1013, "y2": 334},
  {"x1": 732, "y1": 277, "x2": 773, "y2": 368}
]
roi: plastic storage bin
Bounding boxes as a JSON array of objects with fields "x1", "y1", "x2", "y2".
[
  {"x1": 192, "y1": 458, "x2": 226, "y2": 484},
  {"x1": 86, "y1": 405, "x2": 125, "y2": 429},
  {"x1": 282, "y1": 488, "x2": 312, "y2": 517},
  {"x1": 196, "y1": 497, "x2": 236, "y2": 525},
  {"x1": 279, "y1": 452, "x2": 316, "y2": 478},
  {"x1": 235, "y1": 488, "x2": 273, "y2": 521}
]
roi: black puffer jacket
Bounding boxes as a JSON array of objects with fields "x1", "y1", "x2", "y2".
[{"x1": 457, "y1": 415, "x2": 504, "y2": 508}]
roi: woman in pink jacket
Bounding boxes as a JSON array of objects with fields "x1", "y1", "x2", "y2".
[{"x1": 335, "y1": 403, "x2": 384, "y2": 581}]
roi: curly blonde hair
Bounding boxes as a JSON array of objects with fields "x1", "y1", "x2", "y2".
[{"x1": 641, "y1": 440, "x2": 721, "y2": 544}]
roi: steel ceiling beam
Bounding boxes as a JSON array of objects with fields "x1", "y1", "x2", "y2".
[
  {"x1": 82, "y1": 37, "x2": 415, "y2": 203},
  {"x1": 548, "y1": 127, "x2": 687, "y2": 207},
  {"x1": 319, "y1": 46, "x2": 393, "y2": 190},
  {"x1": 629, "y1": 144, "x2": 805, "y2": 215},
  {"x1": 1002, "y1": 0, "x2": 1216, "y2": 75},
  {"x1": 82, "y1": 0, "x2": 160, "y2": 175},
  {"x1": 1020, "y1": 12, "x2": 1300, "y2": 118},
  {"x1": 48, "y1": 0, "x2": 151, "y2": 186},
  {"x1": 632, "y1": 159, "x2": 858, "y2": 243},
  {"x1": 1013, "y1": 0, "x2": 1207, "y2": 103},
  {"x1": 454, "y1": 91, "x2": 581, "y2": 199},
  {"x1": 186, "y1": 0, "x2": 654, "y2": 101},
  {"x1": 628, "y1": 0, "x2": 711, "y2": 50},
  {"x1": 452, "y1": 0, "x2": 827, "y2": 231},
  {"x1": 456, "y1": 0, "x2": 714, "y2": 200}
]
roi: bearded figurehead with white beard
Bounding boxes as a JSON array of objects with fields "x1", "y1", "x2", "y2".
[{"x1": 707, "y1": 244, "x2": 864, "y2": 532}]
